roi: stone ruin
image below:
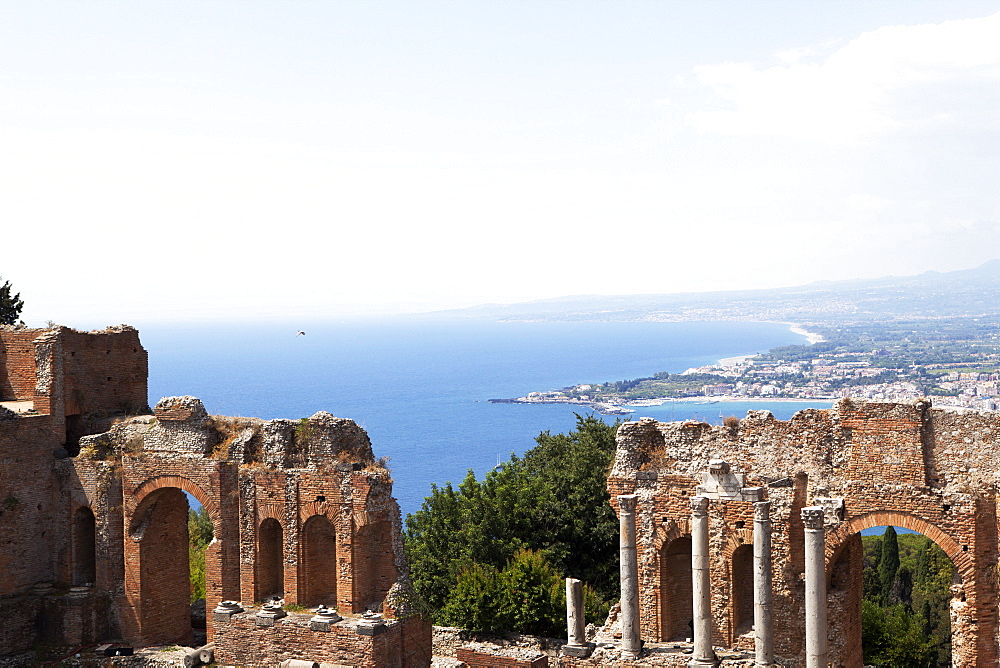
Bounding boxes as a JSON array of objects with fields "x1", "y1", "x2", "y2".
[
  {"x1": 0, "y1": 325, "x2": 430, "y2": 666},
  {"x1": 560, "y1": 399, "x2": 1000, "y2": 667}
]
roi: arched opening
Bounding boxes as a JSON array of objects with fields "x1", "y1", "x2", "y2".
[
  {"x1": 300, "y1": 514, "x2": 338, "y2": 608},
  {"x1": 256, "y1": 518, "x2": 284, "y2": 601},
  {"x1": 660, "y1": 535, "x2": 693, "y2": 641},
  {"x1": 72, "y1": 506, "x2": 96, "y2": 586},
  {"x1": 134, "y1": 487, "x2": 192, "y2": 645},
  {"x1": 829, "y1": 524, "x2": 958, "y2": 667},
  {"x1": 730, "y1": 543, "x2": 753, "y2": 637},
  {"x1": 130, "y1": 483, "x2": 215, "y2": 647}
]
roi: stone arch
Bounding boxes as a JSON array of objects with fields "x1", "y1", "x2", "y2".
[
  {"x1": 721, "y1": 527, "x2": 754, "y2": 563},
  {"x1": 126, "y1": 476, "x2": 219, "y2": 646},
  {"x1": 826, "y1": 510, "x2": 972, "y2": 583},
  {"x1": 650, "y1": 519, "x2": 684, "y2": 553},
  {"x1": 298, "y1": 499, "x2": 333, "y2": 522},
  {"x1": 730, "y1": 543, "x2": 754, "y2": 638},
  {"x1": 659, "y1": 534, "x2": 694, "y2": 642},
  {"x1": 256, "y1": 518, "x2": 284, "y2": 601},
  {"x1": 720, "y1": 527, "x2": 755, "y2": 642},
  {"x1": 299, "y1": 513, "x2": 338, "y2": 608},
  {"x1": 825, "y1": 510, "x2": 971, "y2": 667},
  {"x1": 129, "y1": 475, "x2": 219, "y2": 536}
]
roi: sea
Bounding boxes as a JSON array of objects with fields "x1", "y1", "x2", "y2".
[{"x1": 142, "y1": 317, "x2": 833, "y2": 519}]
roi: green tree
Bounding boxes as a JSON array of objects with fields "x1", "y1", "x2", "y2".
[
  {"x1": 0, "y1": 277, "x2": 24, "y2": 326},
  {"x1": 404, "y1": 415, "x2": 618, "y2": 631},
  {"x1": 879, "y1": 526, "x2": 900, "y2": 605},
  {"x1": 188, "y1": 506, "x2": 213, "y2": 602},
  {"x1": 438, "y1": 549, "x2": 605, "y2": 637},
  {"x1": 862, "y1": 600, "x2": 935, "y2": 666},
  {"x1": 494, "y1": 549, "x2": 566, "y2": 637}
]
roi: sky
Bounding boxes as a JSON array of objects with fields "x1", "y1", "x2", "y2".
[{"x1": 2, "y1": 1, "x2": 1000, "y2": 327}]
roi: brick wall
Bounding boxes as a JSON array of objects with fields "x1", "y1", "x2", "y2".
[
  {"x1": 212, "y1": 608, "x2": 416, "y2": 667},
  {"x1": 59, "y1": 327, "x2": 147, "y2": 416},
  {"x1": 0, "y1": 329, "x2": 39, "y2": 400}
]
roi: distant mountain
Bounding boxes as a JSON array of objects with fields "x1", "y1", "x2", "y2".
[{"x1": 439, "y1": 261, "x2": 1000, "y2": 323}]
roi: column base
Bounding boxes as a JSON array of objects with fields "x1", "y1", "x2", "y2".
[
  {"x1": 688, "y1": 659, "x2": 720, "y2": 668},
  {"x1": 561, "y1": 643, "x2": 595, "y2": 658}
]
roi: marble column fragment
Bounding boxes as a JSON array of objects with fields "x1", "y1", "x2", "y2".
[
  {"x1": 753, "y1": 501, "x2": 774, "y2": 667},
  {"x1": 618, "y1": 494, "x2": 641, "y2": 657},
  {"x1": 802, "y1": 506, "x2": 828, "y2": 668},
  {"x1": 566, "y1": 578, "x2": 585, "y2": 646},
  {"x1": 562, "y1": 577, "x2": 594, "y2": 657},
  {"x1": 690, "y1": 495, "x2": 718, "y2": 667}
]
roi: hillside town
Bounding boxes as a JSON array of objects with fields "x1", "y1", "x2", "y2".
[
  {"x1": 678, "y1": 353, "x2": 1000, "y2": 411},
  {"x1": 499, "y1": 334, "x2": 1000, "y2": 414}
]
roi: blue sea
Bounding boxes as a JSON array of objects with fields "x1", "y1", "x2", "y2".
[{"x1": 142, "y1": 317, "x2": 832, "y2": 518}]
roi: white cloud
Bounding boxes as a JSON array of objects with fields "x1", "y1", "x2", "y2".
[{"x1": 687, "y1": 12, "x2": 1000, "y2": 144}]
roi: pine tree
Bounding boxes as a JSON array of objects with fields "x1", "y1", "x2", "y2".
[{"x1": 0, "y1": 277, "x2": 24, "y2": 326}]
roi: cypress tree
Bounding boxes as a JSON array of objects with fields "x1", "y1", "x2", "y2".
[{"x1": 878, "y1": 526, "x2": 900, "y2": 605}]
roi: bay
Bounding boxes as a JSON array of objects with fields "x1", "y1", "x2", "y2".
[{"x1": 141, "y1": 317, "x2": 832, "y2": 517}]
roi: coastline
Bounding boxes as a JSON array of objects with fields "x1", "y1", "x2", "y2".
[
  {"x1": 492, "y1": 320, "x2": 831, "y2": 416},
  {"x1": 787, "y1": 322, "x2": 825, "y2": 344},
  {"x1": 625, "y1": 395, "x2": 830, "y2": 407}
]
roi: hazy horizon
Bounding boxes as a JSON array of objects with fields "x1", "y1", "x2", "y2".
[{"x1": 3, "y1": 2, "x2": 999, "y2": 326}]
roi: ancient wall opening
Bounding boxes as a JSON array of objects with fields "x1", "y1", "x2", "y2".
[
  {"x1": 256, "y1": 518, "x2": 284, "y2": 602},
  {"x1": 300, "y1": 514, "x2": 337, "y2": 608},
  {"x1": 730, "y1": 543, "x2": 753, "y2": 637},
  {"x1": 355, "y1": 519, "x2": 396, "y2": 611},
  {"x1": 72, "y1": 506, "x2": 96, "y2": 586},
  {"x1": 132, "y1": 487, "x2": 194, "y2": 645},
  {"x1": 660, "y1": 535, "x2": 693, "y2": 641},
  {"x1": 829, "y1": 520, "x2": 962, "y2": 667}
]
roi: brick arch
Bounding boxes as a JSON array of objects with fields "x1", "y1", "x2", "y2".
[
  {"x1": 298, "y1": 499, "x2": 333, "y2": 523},
  {"x1": 721, "y1": 528, "x2": 754, "y2": 562},
  {"x1": 299, "y1": 512, "x2": 338, "y2": 608},
  {"x1": 826, "y1": 510, "x2": 973, "y2": 584},
  {"x1": 651, "y1": 519, "x2": 685, "y2": 552},
  {"x1": 258, "y1": 501, "x2": 283, "y2": 522},
  {"x1": 129, "y1": 475, "x2": 219, "y2": 534}
]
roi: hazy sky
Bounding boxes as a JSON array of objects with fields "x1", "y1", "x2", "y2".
[{"x1": 3, "y1": 1, "x2": 999, "y2": 326}]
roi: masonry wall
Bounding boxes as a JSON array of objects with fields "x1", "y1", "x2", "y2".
[
  {"x1": 69, "y1": 396, "x2": 428, "y2": 663},
  {"x1": 608, "y1": 398, "x2": 1000, "y2": 666},
  {"x1": 58, "y1": 328, "x2": 147, "y2": 416},
  {"x1": 212, "y1": 606, "x2": 431, "y2": 667},
  {"x1": 0, "y1": 330, "x2": 39, "y2": 400}
]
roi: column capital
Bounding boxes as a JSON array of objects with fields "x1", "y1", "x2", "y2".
[
  {"x1": 753, "y1": 500, "x2": 771, "y2": 521},
  {"x1": 617, "y1": 494, "x2": 638, "y2": 514},
  {"x1": 690, "y1": 495, "x2": 710, "y2": 514},
  {"x1": 801, "y1": 506, "x2": 825, "y2": 530}
]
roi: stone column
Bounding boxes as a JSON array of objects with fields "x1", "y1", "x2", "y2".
[
  {"x1": 618, "y1": 494, "x2": 641, "y2": 657},
  {"x1": 753, "y1": 501, "x2": 774, "y2": 667},
  {"x1": 802, "y1": 506, "x2": 827, "y2": 668},
  {"x1": 562, "y1": 577, "x2": 594, "y2": 657},
  {"x1": 690, "y1": 495, "x2": 718, "y2": 667},
  {"x1": 566, "y1": 578, "x2": 585, "y2": 645}
]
